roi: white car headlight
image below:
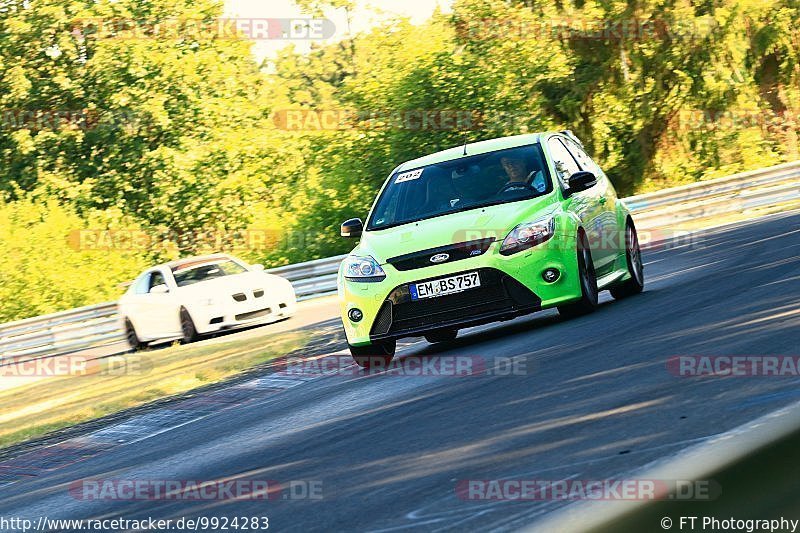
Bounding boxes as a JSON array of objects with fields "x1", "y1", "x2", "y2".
[
  {"x1": 343, "y1": 255, "x2": 386, "y2": 282},
  {"x1": 500, "y1": 216, "x2": 556, "y2": 255}
]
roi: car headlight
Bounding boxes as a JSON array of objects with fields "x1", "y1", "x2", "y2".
[
  {"x1": 343, "y1": 255, "x2": 386, "y2": 282},
  {"x1": 500, "y1": 216, "x2": 556, "y2": 255}
]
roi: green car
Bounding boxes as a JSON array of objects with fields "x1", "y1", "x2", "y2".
[{"x1": 337, "y1": 132, "x2": 644, "y2": 367}]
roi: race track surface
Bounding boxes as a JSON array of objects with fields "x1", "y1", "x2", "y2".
[{"x1": 1, "y1": 211, "x2": 799, "y2": 532}]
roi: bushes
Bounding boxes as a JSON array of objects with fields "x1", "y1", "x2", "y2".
[{"x1": 0, "y1": 200, "x2": 149, "y2": 322}]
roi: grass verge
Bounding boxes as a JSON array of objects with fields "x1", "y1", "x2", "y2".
[{"x1": 0, "y1": 328, "x2": 310, "y2": 449}]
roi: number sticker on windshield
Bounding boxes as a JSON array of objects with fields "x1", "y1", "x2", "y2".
[{"x1": 395, "y1": 169, "x2": 424, "y2": 183}]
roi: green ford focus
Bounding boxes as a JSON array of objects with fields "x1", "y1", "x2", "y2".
[{"x1": 337, "y1": 132, "x2": 644, "y2": 367}]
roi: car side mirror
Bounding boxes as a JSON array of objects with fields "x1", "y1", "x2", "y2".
[
  {"x1": 250, "y1": 263, "x2": 265, "y2": 271},
  {"x1": 341, "y1": 218, "x2": 363, "y2": 238},
  {"x1": 567, "y1": 171, "x2": 597, "y2": 195},
  {"x1": 149, "y1": 284, "x2": 169, "y2": 294}
]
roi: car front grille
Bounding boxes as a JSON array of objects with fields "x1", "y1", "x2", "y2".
[
  {"x1": 235, "y1": 308, "x2": 272, "y2": 321},
  {"x1": 386, "y1": 238, "x2": 495, "y2": 271},
  {"x1": 371, "y1": 301, "x2": 393, "y2": 336},
  {"x1": 233, "y1": 289, "x2": 265, "y2": 302},
  {"x1": 370, "y1": 268, "x2": 540, "y2": 337}
]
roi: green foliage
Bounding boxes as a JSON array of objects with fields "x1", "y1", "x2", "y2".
[
  {"x1": 0, "y1": 0, "x2": 289, "y2": 247},
  {"x1": 0, "y1": 199, "x2": 149, "y2": 322}
]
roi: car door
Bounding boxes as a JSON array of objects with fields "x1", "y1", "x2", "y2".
[
  {"x1": 121, "y1": 272, "x2": 150, "y2": 338},
  {"x1": 148, "y1": 268, "x2": 183, "y2": 338},
  {"x1": 133, "y1": 269, "x2": 181, "y2": 339},
  {"x1": 546, "y1": 136, "x2": 605, "y2": 263},
  {"x1": 560, "y1": 137, "x2": 620, "y2": 271}
]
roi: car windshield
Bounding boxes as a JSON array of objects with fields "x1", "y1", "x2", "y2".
[
  {"x1": 172, "y1": 259, "x2": 249, "y2": 287},
  {"x1": 367, "y1": 143, "x2": 551, "y2": 231}
]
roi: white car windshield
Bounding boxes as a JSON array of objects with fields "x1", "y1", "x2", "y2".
[{"x1": 172, "y1": 260, "x2": 249, "y2": 287}]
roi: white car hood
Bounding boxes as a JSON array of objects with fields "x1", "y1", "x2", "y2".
[{"x1": 178, "y1": 271, "x2": 284, "y2": 296}]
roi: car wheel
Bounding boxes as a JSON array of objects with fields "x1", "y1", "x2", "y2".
[
  {"x1": 558, "y1": 230, "x2": 599, "y2": 318},
  {"x1": 349, "y1": 340, "x2": 396, "y2": 368},
  {"x1": 424, "y1": 329, "x2": 458, "y2": 344},
  {"x1": 125, "y1": 319, "x2": 147, "y2": 351},
  {"x1": 610, "y1": 220, "x2": 645, "y2": 299},
  {"x1": 180, "y1": 307, "x2": 200, "y2": 343}
]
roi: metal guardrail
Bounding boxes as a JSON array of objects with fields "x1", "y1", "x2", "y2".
[
  {"x1": 0, "y1": 160, "x2": 798, "y2": 360},
  {"x1": 0, "y1": 302, "x2": 123, "y2": 360},
  {"x1": 268, "y1": 254, "x2": 347, "y2": 302},
  {"x1": 623, "y1": 159, "x2": 800, "y2": 228}
]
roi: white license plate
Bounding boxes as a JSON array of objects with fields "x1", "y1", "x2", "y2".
[{"x1": 410, "y1": 272, "x2": 481, "y2": 300}]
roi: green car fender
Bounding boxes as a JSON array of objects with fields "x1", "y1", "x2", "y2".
[{"x1": 529, "y1": 207, "x2": 583, "y2": 307}]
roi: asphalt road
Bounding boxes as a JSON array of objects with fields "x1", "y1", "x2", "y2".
[{"x1": 1, "y1": 211, "x2": 799, "y2": 532}]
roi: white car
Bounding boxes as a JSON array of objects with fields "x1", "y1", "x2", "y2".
[{"x1": 119, "y1": 254, "x2": 297, "y2": 348}]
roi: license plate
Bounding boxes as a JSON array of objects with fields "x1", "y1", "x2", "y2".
[{"x1": 410, "y1": 272, "x2": 481, "y2": 300}]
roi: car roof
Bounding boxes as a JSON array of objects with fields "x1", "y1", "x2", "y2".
[{"x1": 394, "y1": 132, "x2": 554, "y2": 173}]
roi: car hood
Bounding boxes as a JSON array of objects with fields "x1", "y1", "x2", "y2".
[
  {"x1": 177, "y1": 271, "x2": 281, "y2": 295},
  {"x1": 358, "y1": 196, "x2": 557, "y2": 263}
]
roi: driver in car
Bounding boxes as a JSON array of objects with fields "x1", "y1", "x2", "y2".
[{"x1": 498, "y1": 156, "x2": 547, "y2": 194}]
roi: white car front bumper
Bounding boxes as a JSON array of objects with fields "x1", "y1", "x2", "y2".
[{"x1": 191, "y1": 294, "x2": 297, "y2": 334}]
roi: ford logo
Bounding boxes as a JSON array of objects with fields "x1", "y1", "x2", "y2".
[{"x1": 430, "y1": 253, "x2": 450, "y2": 263}]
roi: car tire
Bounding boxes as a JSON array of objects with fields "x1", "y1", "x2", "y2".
[
  {"x1": 349, "y1": 340, "x2": 396, "y2": 368},
  {"x1": 180, "y1": 307, "x2": 200, "y2": 344},
  {"x1": 558, "y1": 230, "x2": 599, "y2": 318},
  {"x1": 125, "y1": 318, "x2": 147, "y2": 352},
  {"x1": 610, "y1": 220, "x2": 645, "y2": 299},
  {"x1": 424, "y1": 329, "x2": 458, "y2": 344}
]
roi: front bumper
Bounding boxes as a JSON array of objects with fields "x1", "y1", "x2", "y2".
[
  {"x1": 369, "y1": 267, "x2": 541, "y2": 341},
  {"x1": 339, "y1": 240, "x2": 583, "y2": 346},
  {"x1": 193, "y1": 298, "x2": 297, "y2": 334}
]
